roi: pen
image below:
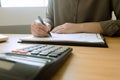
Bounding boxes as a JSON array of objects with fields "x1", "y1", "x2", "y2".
[{"x1": 38, "y1": 16, "x2": 51, "y2": 37}]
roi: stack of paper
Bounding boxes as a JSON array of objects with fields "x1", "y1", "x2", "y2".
[{"x1": 19, "y1": 33, "x2": 107, "y2": 47}]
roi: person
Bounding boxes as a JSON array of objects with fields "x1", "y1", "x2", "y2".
[{"x1": 31, "y1": 0, "x2": 120, "y2": 37}]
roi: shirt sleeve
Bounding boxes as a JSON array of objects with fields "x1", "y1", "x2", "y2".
[
  {"x1": 100, "y1": 20, "x2": 120, "y2": 36},
  {"x1": 44, "y1": 0, "x2": 54, "y2": 29},
  {"x1": 100, "y1": 0, "x2": 120, "y2": 36}
]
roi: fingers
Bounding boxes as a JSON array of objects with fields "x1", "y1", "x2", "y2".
[
  {"x1": 51, "y1": 23, "x2": 78, "y2": 34},
  {"x1": 31, "y1": 27, "x2": 49, "y2": 37},
  {"x1": 33, "y1": 22, "x2": 47, "y2": 31},
  {"x1": 51, "y1": 25, "x2": 65, "y2": 34},
  {"x1": 31, "y1": 22, "x2": 50, "y2": 37}
]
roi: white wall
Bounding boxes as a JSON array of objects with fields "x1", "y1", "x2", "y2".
[
  {"x1": 0, "y1": 7, "x2": 46, "y2": 26},
  {"x1": 0, "y1": 7, "x2": 46, "y2": 33}
]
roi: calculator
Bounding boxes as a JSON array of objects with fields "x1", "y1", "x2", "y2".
[{"x1": 0, "y1": 44, "x2": 72, "y2": 80}]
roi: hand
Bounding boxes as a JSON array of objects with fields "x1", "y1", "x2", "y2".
[
  {"x1": 31, "y1": 21, "x2": 51, "y2": 37},
  {"x1": 51, "y1": 23, "x2": 80, "y2": 34},
  {"x1": 51, "y1": 22, "x2": 103, "y2": 34}
]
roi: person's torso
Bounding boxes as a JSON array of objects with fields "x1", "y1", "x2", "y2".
[{"x1": 52, "y1": 0, "x2": 112, "y2": 27}]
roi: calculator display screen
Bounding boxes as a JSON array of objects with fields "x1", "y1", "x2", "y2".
[{"x1": 0, "y1": 60, "x2": 15, "y2": 70}]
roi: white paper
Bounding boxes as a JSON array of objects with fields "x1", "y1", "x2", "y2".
[{"x1": 20, "y1": 33, "x2": 104, "y2": 43}]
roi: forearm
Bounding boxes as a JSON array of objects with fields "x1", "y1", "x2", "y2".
[
  {"x1": 51, "y1": 22, "x2": 104, "y2": 34},
  {"x1": 77, "y1": 22, "x2": 104, "y2": 34},
  {"x1": 78, "y1": 20, "x2": 120, "y2": 36}
]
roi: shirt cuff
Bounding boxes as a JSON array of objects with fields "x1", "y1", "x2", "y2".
[{"x1": 100, "y1": 20, "x2": 120, "y2": 36}]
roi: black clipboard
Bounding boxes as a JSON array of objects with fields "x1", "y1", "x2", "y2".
[{"x1": 18, "y1": 33, "x2": 108, "y2": 48}]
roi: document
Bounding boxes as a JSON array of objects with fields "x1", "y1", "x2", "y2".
[{"x1": 19, "y1": 33, "x2": 108, "y2": 47}]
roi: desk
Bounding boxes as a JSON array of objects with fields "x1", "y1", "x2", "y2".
[{"x1": 0, "y1": 34, "x2": 120, "y2": 80}]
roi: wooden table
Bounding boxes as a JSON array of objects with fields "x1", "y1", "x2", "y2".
[{"x1": 0, "y1": 34, "x2": 120, "y2": 80}]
